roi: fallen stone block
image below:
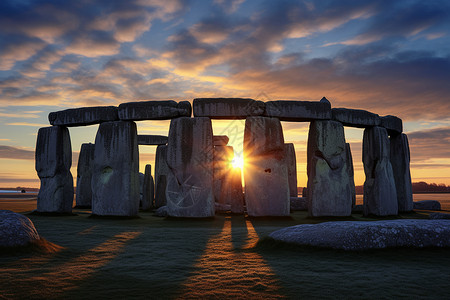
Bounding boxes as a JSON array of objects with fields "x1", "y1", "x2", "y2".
[
  {"x1": 0, "y1": 210, "x2": 40, "y2": 248},
  {"x1": 91, "y1": 121, "x2": 140, "y2": 217},
  {"x1": 213, "y1": 135, "x2": 229, "y2": 146},
  {"x1": 390, "y1": 133, "x2": 413, "y2": 212},
  {"x1": 193, "y1": 98, "x2": 265, "y2": 119},
  {"x1": 363, "y1": 126, "x2": 398, "y2": 216},
  {"x1": 414, "y1": 200, "x2": 441, "y2": 211},
  {"x1": 35, "y1": 126, "x2": 73, "y2": 213},
  {"x1": 264, "y1": 99, "x2": 331, "y2": 121},
  {"x1": 118, "y1": 100, "x2": 191, "y2": 120},
  {"x1": 48, "y1": 106, "x2": 118, "y2": 127},
  {"x1": 381, "y1": 115, "x2": 403, "y2": 135},
  {"x1": 137, "y1": 135, "x2": 168, "y2": 145},
  {"x1": 75, "y1": 143, "x2": 95, "y2": 208},
  {"x1": 307, "y1": 120, "x2": 353, "y2": 217},
  {"x1": 332, "y1": 108, "x2": 380, "y2": 128},
  {"x1": 269, "y1": 219, "x2": 450, "y2": 250},
  {"x1": 244, "y1": 116, "x2": 290, "y2": 216}
]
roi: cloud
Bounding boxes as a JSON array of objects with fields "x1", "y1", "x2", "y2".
[
  {"x1": 6, "y1": 122, "x2": 48, "y2": 127},
  {"x1": 214, "y1": 0, "x2": 245, "y2": 14},
  {"x1": 0, "y1": 145, "x2": 34, "y2": 160},
  {"x1": 407, "y1": 127, "x2": 450, "y2": 162},
  {"x1": 0, "y1": 36, "x2": 46, "y2": 71}
]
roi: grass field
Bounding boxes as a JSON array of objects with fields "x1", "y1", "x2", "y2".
[{"x1": 1, "y1": 196, "x2": 450, "y2": 299}]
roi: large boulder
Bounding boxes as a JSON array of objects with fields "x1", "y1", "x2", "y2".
[
  {"x1": 414, "y1": 200, "x2": 441, "y2": 210},
  {"x1": 381, "y1": 115, "x2": 403, "y2": 135},
  {"x1": 363, "y1": 126, "x2": 398, "y2": 216},
  {"x1": 154, "y1": 145, "x2": 169, "y2": 208},
  {"x1": 332, "y1": 108, "x2": 380, "y2": 128},
  {"x1": 166, "y1": 117, "x2": 215, "y2": 217},
  {"x1": 244, "y1": 116, "x2": 290, "y2": 216},
  {"x1": 264, "y1": 99, "x2": 331, "y2": 121},
  {"x1": 307, "y1": 120, "x2": 352, "y2": 217},
  {"x1": 137, "y1": 135, "x2": 168, "y2": 145},
  {"x1": 269, "y1": 219, "x2": 450, "y2": 250},
  {"x1": 390, "y1": 133, "x2": 413, "y2": 212},
  {"x1": 118, "y1": 100, "x2": 191, "y2": 121},
  {"x1": 285, "y1": 143, "x2": 298, "y2": 197},
  {"x1": 35, "y1": 126, "x2": 73, "y2": 213},
  {"x1": 142, "y1": 164, "x2": 154, "y2": 210},
  {"x1": 193, "y1": 98, "x2": 265, "y2": 119},
  {"x1": 75, "y1": 143, "x2": 95, "y2": 208},
  {"x1": 91, "y1": 121, "x2": 140, "y2": 217},
  {"x1": 48, "y1": 106, "x2": 118, "y2": 127},
  {"x1": 0, "y1": 210, "x2": 40, "y2": 247}
]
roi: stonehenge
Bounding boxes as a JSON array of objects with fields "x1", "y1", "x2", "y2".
[{"x1": 35, "y1": 97, "x2": 413, "y2": 218}]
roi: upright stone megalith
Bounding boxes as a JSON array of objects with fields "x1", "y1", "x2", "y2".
[
  {"x1": 285, "y1": 143, "x2": 298, "y2": 197},
  {"x1": 35, "y1": 126, "x2": 73, "y2": 213},
  {"x1": 166, "y1": 117, "x2": 215, "y2": 217},
  {"x1": 244, "y1": 116, "x2": 290, "y2": 216},
  {"x1": 345, "y1": 143, "x2": 356, "y2": 207},
  {"x1": 228, "y1": 167, "x2": 245, "y2": 214},
  {"x1": 75, "y1": 143, "x2": 95, "y2": 208},
  {"x1": 154, "y1": 145, "x2": 169, "y2": 208},
  {"x1": 142, "y1": 164, "x2": 154, "y2": 210},
  {"x1": 363, "y1": 126, "x2": 398, "y2": 216},
  {"x1": 307, "y1": 120, "x2": 352, "y2": 217},
  {"x1": 390, "y1": 133, "x2": 413, "y2": 212},
  {"x1": 91, "y1": 121, "x2": 140, "y2": 217},
  {"x1": 213, "y1": 145, "x2": 234, "y2": 208}
]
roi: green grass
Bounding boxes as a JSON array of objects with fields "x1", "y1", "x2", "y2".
[{"x1": 0, "y1": 206, "x2": 449, "y2": 299}]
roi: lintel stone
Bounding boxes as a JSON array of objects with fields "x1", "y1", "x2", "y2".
[
  {"x1": 332, "y1": 108, "x2": 380, "y2": 128},
  {"x1": 118, "y1": 100, "x2": 191, "y2": 121},
  {"x1": 137, "y1": 135, "x2": 168, "y2": 145},
  {"x1": 265, "y1": 100, "x2": 331, "y2": 121},
  {"x1": 48, "y1": 106, "x2": 118, "y2": 127},
  {"x1": 193, "y1": 98, "x2": 265, "y2": 119}
]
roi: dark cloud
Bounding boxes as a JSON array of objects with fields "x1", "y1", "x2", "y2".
[
  {"x1": 407, "y1": 127, "x2": 450, "y2": 162},
  {"x1": 0, "y1": 145, "x2": 34, "y2": 160}
]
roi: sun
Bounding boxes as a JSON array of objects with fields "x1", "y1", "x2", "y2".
[{"x1": 231, "y1": 154, "x2": 244, "y2": 169}]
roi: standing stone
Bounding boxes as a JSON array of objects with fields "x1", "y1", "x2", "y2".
[
  {"x1": 137, "y1": 135, "x2": 168, "y2": 145},
  {"x1": 139, "y1": 172, "x2": 145, "y2": 202},
  {"x1": 213, "y1": 145, "x2": 234, "y2": 207},
  {"x1": 244, "y1": 116, "x2": 290, "y2": 216},
  {"x1": 75, "y1": 143, "x2": 95, "y2": 208},
  {"x1": 390, "y1": 133, "x2": 413, "y2": 212},
  {"x1": 307, "y1": 121, "x2": 352, "y2": 217},
  {"x1": 35, "y1": 126, "x2": 73, "y2": 213},
  {"x1": 285, "y1": 143, "x2": 298, "y2": 197},
  {"x1": 363, "y1": 126, "x2": 398, "y2": 216},
  {"x1": 228, "y1": 167, "x2": 244, "y2": 214},
  {"x1": 345, "y1": 143, "x2": 356, "y2": 208},
  {"x1": 154, "y1": 145, "x2": 169, "y2": 208},
  {"x1": 91, "y1": 121, "x2": 140, "y2": 217},
  {"x1": 166, "y1": 117, "x2": 215, "y2": 217},
  {"x1": 142, "y1": 164, "x2": 154, "y2": 210}
]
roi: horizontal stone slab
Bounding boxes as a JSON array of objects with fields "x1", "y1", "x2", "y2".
[
  {"x1": 137, "y1": 135, "x2": 168, "y2": 145},
  {"x1": 118, "y1": 100, "x2": 191, "y2": 121},
  {"x1": 264, "y1": 100, "x2": 331, "y2": 121},
  {"x1": 381, "y1": 115, "x2": 403, "y2": 134},
  {"x1": 332, "y1": 108, "x2": 380, "y2": 128},
  {"x1": 213, "y1": 135, "x2": 229, "y2": 146},
  {"x1": 193, "y1": 98, "x2": 265, "y2": 119},
  {"x1": 48, "y1": 106, "x2": 118, "y2": 126}
]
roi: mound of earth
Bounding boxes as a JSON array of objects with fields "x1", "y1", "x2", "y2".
[
  {"x1": 269, "y1": 219, "x2": 450, "y2": 250},
  {"x1": 0, "y1": 210, "x2": 40, "y2": 247}
]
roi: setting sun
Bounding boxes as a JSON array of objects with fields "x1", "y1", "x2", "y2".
[{"x1": 231, "y1": 154, "x2": 244, "y2": 169}]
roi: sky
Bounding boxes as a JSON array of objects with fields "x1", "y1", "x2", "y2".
[{"x1": 0, "y1": 0, "x2": 449, "y2": 188}]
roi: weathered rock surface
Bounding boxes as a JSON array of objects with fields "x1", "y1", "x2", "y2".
[
  {"x1": 193, "y1": 98, "x2": 265, "y2": 119},
  {"x1": 142, "y1": 164, "x2": 154, "y2": 210},
  {"x1": 0, "y1": 210, "x2": 40, "y2": 247},
  {"x1": 264, "y1": 100, "x2": 331, "y2": 121},
  {"x1": 213, "y1": 145, "x2": 234, "y2": 209},
  {"x1": 49, "y1": 106, "x2": 118, "y2": 127},
  {"x1": 307, "y1": 120, "x2": 352, "y2": 217},
  {"x1": 290, "y1": 197, "x2": 307, "y2": 211},
  {"x1": 35, "y1": 126, "x2": 73, "y2": 213},
  {"x1": 363, "y1": 126, "x2": 398, "y2": 216},
  {"x1": 228, "y1": 167, "x2": 245, "y2": 214},
  {"x1": 154, "y1": 145, "x2": 169, "y2": 208},
  {"x1": 285, "y1": 143, "x2": 298, "y2": 197},
  {"x1": 137, "y1": 135, "x2": 168, "y2": 145},
  {"x1": 139, "y1": 172, "x2": 145, "y2": 201},
  {"x1": 166, "y1": 117, "x2": 215, "y2": 217},
  {"x1": 390, "y1": 133, "x2": 413, "y2": 212},
  {"x1": 332, "y1": 108, "x2": 380, "y2": 128},
  {"x1": 414, "y1": 200, "x2": 441, "y2": 211},
  {"x1": 155, "y1": 206, "x2": 168, "y2": 217},
  {"x1": 244, "y1": 116, "x2": 290, "y2": 216},
  {"x1": 118, "y1": 100, "x2": 191, "y2": 120},
  {"x1": 381, "y1": 115, "x2": 403, "y2": 135},
  {"x1": 75, "y1": 143, "x2": 95, "y2": 208},
  {"x1": 91, "y1": 121, "x2": 140, "y2": 217},
  {"x1": 213, "y1": 135, "x2": 229, "y2": 146},
  {"x1": 269, "y1": 220, "x2": 450, "y2": 250},
  {"x1": 345, "y1": 143, "x2": 356, "y2": 207},
  {"x1": 429, "y1": 213, "x2": 450, "y2": 219}
]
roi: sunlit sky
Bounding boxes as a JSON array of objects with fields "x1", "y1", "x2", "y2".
[{"x1": 0, "y1": 0, "x2": 449, "y2": 188}]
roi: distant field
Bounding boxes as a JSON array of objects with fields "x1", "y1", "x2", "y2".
[{"x1": 1, "y1": 198, "x2": 450, "y2": 299}]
